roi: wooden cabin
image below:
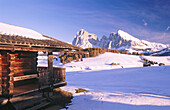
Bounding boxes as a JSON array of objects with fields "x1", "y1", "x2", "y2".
[{"x1": 0, "y1": 27, "x2": 81, "y2": 99}]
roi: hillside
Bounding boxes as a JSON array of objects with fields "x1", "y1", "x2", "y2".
[
  {"x1": 38, "y1": 52, "x2": 170, "y2": 110},
  {"x1": 38, "y1": 52, "x2": 170, "y2": 71}
]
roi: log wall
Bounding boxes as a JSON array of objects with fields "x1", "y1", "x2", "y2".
[
  {"x1": 10, "y1": 52, "x2": 38, "y2": 77},
  {"x1": 0, "y1": 51, "x2": 38, "y2": 98},
  {"x1": 0, "y1": 51, "x2": 12, "y2": 97}
]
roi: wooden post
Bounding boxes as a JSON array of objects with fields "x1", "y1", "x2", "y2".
[{"x1": 48, "y1": 52, "x2": 53, "y2": 86}]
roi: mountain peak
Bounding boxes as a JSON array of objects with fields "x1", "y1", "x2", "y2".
[
  {"x1": 77, "y1": 29, "x2": 87, "y2": 36},
  {"x1": 72, "y1": 29, "x2": 168, "y2": 52},
  {"x1": 72, "y1": 29, "x2": 99, "y2": 48},
  {"x1": 117, "y1": 30, "x2": 140, "y2": 42},
  {"x1": 80, "y1": 29, "x2": 86, "y2": 32}
]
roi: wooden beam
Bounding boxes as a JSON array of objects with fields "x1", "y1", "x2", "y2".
[
  {"x1": 0, "y1": 45, "x2": 69, "y2": 52},
  {"x1": 48, "y1": 52, "x2": 53, "y2": 85}
]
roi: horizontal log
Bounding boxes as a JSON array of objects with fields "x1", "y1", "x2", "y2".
[
  {"x1": 13, "y1": 73, "x2": 24, "y2": 77},
  {"x1": 0, "y1": 56, "x2": 8, "y2": 59},
  {"x1": 0, "y1": 63, "x2": 8, "y2": 66},
  {"x1": 9, "y1": 53, "x2": 37, "y2": 56},
  {"x1": 15, "y1": 64, "x2": 36, "y2": 69},
  {"x1": 54, "y1": 67, "x2": 66, "y2": 70},
  {"x1": 9, "y1": 67, "x2": 33, "y2": 71},
  {"x1": 8, "y1": 73, "x2": 15, "y2": 77},
  {"x1": 0, "y1": 64, "x2": 8, "y2": 69},
  {"x1": 15, "y1": 56, "x2": 37, "y2": 58},
  {"x1": 14, "y1": 74, "x2": 37, "y2": 82},
  {"x1": 9, "y1": 60, "x2": 36, "y2": 65},
  {"x1": 0, "y1": 59, "x2": 9, "y2": 64},
  {"x1": 13, "y1": 69, "x2": 34, "y2": 74},
  {"x1": 10, "y1": 58, "x2": 37, "y2": 62},
  {"x1": 12, "y1": 63, "x2": 36, "y2": 68},
  {"x1": 0, "y1": 77, "x2": 10, "y2": 81},
  {"x1": 9, "y1": 72, "x2": 37, "y2": 77},
  {"x1": 0, "y1": 70, "x2": 10, "y2": 75},
  {"x1": 0, "y1": 67, "x2": 10, "y2": 72}
]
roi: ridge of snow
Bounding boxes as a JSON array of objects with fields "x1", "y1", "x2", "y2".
[
  {"x1": 117, "y1": 30, "x2": 141, "y2": 42},
  {"x1": 0, "y1": 22, "x2": 49, "y2": 40}
]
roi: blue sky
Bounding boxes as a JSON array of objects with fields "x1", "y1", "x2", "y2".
[{"x1": 0, "y1": 0, "x2": 170, "y2": 44}]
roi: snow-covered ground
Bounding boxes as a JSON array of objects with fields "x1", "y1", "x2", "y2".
[
  {"x1": 38, "y1": 53, "x2": 170, "y2": 110},
  {"x1": 38, "y1": 52, "x2": 170, "y2": 72}
]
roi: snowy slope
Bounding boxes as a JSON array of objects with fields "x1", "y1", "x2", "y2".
[
  {"x1": 151, "y1": 48, "x2": 170, "y2": 56},
  {"x1": 38, "y1": 52, "x2": 170, "y2": 71},
  {"x1": 115, "y1": 30, "x2": 168, "y2": 51},
  {"x1": 58, "y1": 53, "x2": 144, "y2": 71},
  {"x1": 117, "y1": 30, "x2": 141, "y2": 42},
  {"x1": 0, "y1": 22, "x2": 49, "y2": 40},
  {"x1": 38, "y1": 53, "x2": 170, "y2": 110},
  {"x1": 61, "y1": 66, "x2": 170, "y2": 110}
]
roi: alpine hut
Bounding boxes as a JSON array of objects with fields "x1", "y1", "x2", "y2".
[{"x1": 0, "y1": 22, "x2": 81, "y2": 99}]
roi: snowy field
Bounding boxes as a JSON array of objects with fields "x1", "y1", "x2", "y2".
[{"x1": 38, "y1": 53, "x2": 170, "y2": 110}]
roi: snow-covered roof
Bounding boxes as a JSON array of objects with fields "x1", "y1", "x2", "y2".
[
  {"x1": 0, "y1": 22, "x2": 49, "y2": 40},
  {"x1": 0, "y1": 22, "x2": 81, "y2": 51}
]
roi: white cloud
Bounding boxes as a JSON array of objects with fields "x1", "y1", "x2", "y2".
[
  {"x1": 142, "y1": 19, "x2": 148, "y2": 26},
  {"x1": 166, "y1": 26, "x2": 170, "y2": 31}
]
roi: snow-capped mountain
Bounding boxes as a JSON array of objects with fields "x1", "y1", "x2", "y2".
[
  {"x1": 98, "y1": 35, "x2": 110, "y2": 49},
  {"x1": 106, "y1": 30, "x2": 168, "y2": 52},
  {"x1": 72, "y1": 29, "x2": 99, "y2": 48},
  {"x1": 72, "y1": 29, "x2": 169, "y2": 52}
]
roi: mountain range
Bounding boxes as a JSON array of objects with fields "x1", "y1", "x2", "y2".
[{"x1": 72, "y1": 29, "x2": 169, "y2": 53}]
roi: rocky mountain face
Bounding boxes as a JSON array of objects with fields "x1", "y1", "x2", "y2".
[
  {"x1": 72, "y1": 29, "x2": 99, "y2": 48},
  {"x1": 72, "y1": 29, "x2": 169, "y2": 52}
]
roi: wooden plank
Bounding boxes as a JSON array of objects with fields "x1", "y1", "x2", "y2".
[
  {"x1": 53, "y1": 67, "x2": 66, "y2": 83},
  {"x1": 38, "y1": 69, "x2": 51, "y2": 91},
  {"x1": 14, "y1": 74, "x2": 37, "y2": 82}
]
